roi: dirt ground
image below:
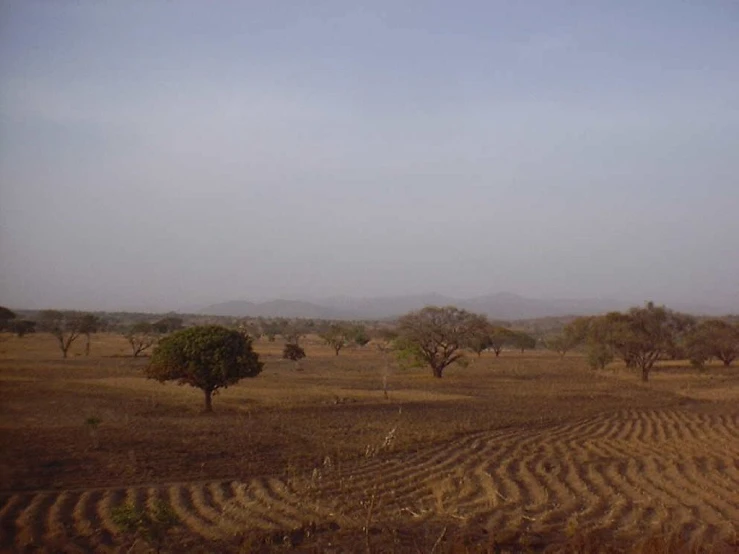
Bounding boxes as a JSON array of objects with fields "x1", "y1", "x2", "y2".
[{"x1": 1, "y1": 333, "x2": 738, "y2": 553}]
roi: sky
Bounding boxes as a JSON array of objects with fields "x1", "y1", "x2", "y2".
[{"x1": 1, "y1": 0, "x2": 738, "y2": 312}]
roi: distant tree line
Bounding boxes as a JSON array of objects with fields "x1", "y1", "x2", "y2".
[{"x1": 544, "y1": 302, "x2": 739, "y2": 380}]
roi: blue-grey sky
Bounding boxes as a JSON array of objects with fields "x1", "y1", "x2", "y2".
[{"x1": 1, "y1": 1, "x2": 738, "y2": 312}]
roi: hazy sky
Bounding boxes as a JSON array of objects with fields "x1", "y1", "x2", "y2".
[{"x1": 1, "y1": 1, "x2": 738, "y2": 312}]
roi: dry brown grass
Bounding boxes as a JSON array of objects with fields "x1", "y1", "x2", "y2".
[{"x1": 1, "y1": 332, "x2": 737, "y2": 552}]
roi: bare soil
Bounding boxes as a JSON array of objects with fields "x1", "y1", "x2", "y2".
[{"x1": 1, "y1": 333, "x2": 737, "y2": 552}]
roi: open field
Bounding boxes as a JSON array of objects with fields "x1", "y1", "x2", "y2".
[{"x1": 1, "y1": 333, "x2": 738, "y2": 552}]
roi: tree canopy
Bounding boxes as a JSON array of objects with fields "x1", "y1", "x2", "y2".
[
  {"x1": 146, "y1": 325, "x2": 263, "y2": 412},
  {"x1": 397, "y1": 305, "x2": 482, "y2": 378}
]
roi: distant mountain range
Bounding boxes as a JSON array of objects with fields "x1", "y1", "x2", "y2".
[{"x1": 197, "y1": 292, "x2": 733, "y2": 321}]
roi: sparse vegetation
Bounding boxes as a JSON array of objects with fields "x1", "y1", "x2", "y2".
[
  {"x1": 1, "y1": 312, "x2": 738, "y2": 553},
  {"x1": 111, "y1": 500, "x2": 180, "y2": 553}
]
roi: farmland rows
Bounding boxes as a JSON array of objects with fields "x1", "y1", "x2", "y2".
[{"x1": 2, "y1": 408, "x2": 738, "y2": 550}]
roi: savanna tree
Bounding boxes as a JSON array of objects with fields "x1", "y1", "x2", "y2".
[
  {"x1": 39, "y1": 310, "x2": 84, "y2": 358},
  {"x1": 488, "y1": 327, "x2": 517, "y2": 357},
  {"x1": 687, "y1": 319, "x2": 739, "y2": 368},
  {"x1": 152, "y1": 317, "x2": 183, "y2": 335},
  {"x1": 0, "y1": 306, "x2": 17, "y2": 331},
  {"x1": 319, "y1": 324, "x2": 350, "y2": 355},
  {"x1": 78, "y1": 314, "x2": 100, "y2": 356},
  {"x1": 397, "y1": 305, "x2": 482, "y2": 378},
  {"x1": 146, "y1": 325, "x2": 263, "y2": 412},
  {"x1": 10, "y1": 320, "x2": 36, "y2": 338},
  {"x1": 125, "y1": 322, "x2": 158, "y2": 357},
  {"x1": 509, "y1": 331, "x2": 537, "y2": 353},
  {"x1": 350, "y1": 325, "x2": 371, "y2": 347},
  {"x1": 603, "y1": 302, "x2": 690, "y2": 382}
]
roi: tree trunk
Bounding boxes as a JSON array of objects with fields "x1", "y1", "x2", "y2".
[
  {"x1": 204, "y1": 389, "x2": 213, "y2": 412},
  {"x1": 641, "y1": 366, "x2": 650, "y2": 382},
  {"x1": 85, "y1": 335, "x2": 91, "y2": 356},
  {"x1": 723, "y1": 359, "x2": 732, "y2": 367},
  {"x1": 61, "y1": 346, "x2": 68, "y2": 358},
  {"x1": 432, "y1": 366, "x2": 443, "y2": 378},
  {"x1": 495, "y1": 350, "x2": 501, "y2": 357}
]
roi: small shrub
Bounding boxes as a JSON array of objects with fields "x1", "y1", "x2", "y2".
[
  {"x1": 112, "y1": 500, "x2": 179, "y2": 553},
  {"x1": 283, "y1": 343, "x2": 306, "y2": 361}
]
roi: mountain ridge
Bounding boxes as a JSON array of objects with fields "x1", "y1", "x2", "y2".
[{"x1": 197, "y1": 293, "x2": 733, "y2": 320}]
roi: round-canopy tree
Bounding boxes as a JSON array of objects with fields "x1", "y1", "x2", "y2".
[
  {"x1": 146, "y1": 325, "x2": 263, "y2": 412},
  {"x1": 397, "y1": 305, "x2": 482, "y2": 378}
]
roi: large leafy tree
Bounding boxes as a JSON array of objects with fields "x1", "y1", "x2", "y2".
[
  {"x1": 509, "y1": 331, "x2": 536, "y2": 353},
  {"x1": 397, "y1": 305, "x2": 482, "y2": 378},
  {"x1": 146, "y1": 325, "x2": 263, "y2": 412},
  {"x1": 687, "y1": 319, "x2": 739, "y2": 368},
  {"x1": 603, "y1": 302, "x2": 691, "y2": 382},
  {"x1": 545, "y1": 317, "x2": 591, "y2": 358}
]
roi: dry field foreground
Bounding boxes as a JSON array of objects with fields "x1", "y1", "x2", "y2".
[{"x1": 1, "y1": 334, "x2": 738, "y2": 552}]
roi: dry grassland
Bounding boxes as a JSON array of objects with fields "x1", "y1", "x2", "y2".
[{"x1": 1, "y1": 333, "x2": 738, "y2": 552}]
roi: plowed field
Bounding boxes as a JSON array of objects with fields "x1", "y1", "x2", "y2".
[{"x1": 1, "y1": 334, "x2": 737, "y2": 552}]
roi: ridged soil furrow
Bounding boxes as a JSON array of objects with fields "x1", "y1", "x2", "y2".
[
  {"x1": 208, "y1": 481, "x2": 236, "y2": 509},
  {"x1": 230, "y1": 479, "x2": 294, "y2": 529},
  {"x1": 191, "y1": 483, "x2": 247, "y2": 537},
  {"x1": 97, "y1": 489, "x2": 125, "y2": 538},
  {"x1": 188, "y1": 483, "x2": 226, "y2": 525},
  {"x1": 553, "y1": 416, "x2": 612, "y2": 444},
  {"x1": 338, "y1": 432, "x2": 485, "y2": 483},
  {"x1": 351, "y1": 439, "x2": 487, "y2": 495},
  {"x1": 330, "y1": 444, "x2": 455, "y2": 488},
  {"x1": 262, "y1": 477, "x2": 323, "y2": 524},
  {"x1": 613, "y1": 413, "x2": 638, "y2": 441},
  {"x1": 561, "y1": 446, "x2": 607, "y2": 527},
  {"x1": 367, "y1": 449, "x2": 485, "y2": 510},
  {"x1": 0, "y1": 494, "x2": 27, "y2": 547},
  {"x1": 267, "y1": 478, "x2": 337, "y2": 522},
  {"x1": 691, "y1": 457, "x2": 739, "y2": 508},
  {"x1": 529, "y1": 457, "x2": 574, "y2": 527},
  {"x1": 634, "y1": 411, "x2": 653, "y2": 445},
  {"x1": 44, "y1": 491, "x2": 77, "y2": 546},
  {"x1": 680, "y1": 457, "x2": 739, "y2": 512},
  {"x1": 584, "y1": 462, "x2": 631, "y2": 534},
  {"x1": 657, "y1": 458, "x2": 739, "y2": 528},
  {"x1": 71, "y1": 490, "x2": 98, "y2": 539},
  {"x1": 714, "y1": 414, "x2": 739, "y2": 440},
  {"x1": 513, "y1": 451, "x2": 550, "y2": 515},
  {"x1": 621, "y1": 456, "x2": 699, "y2": 539},
  {"x1": 145, "y1": 486, "x2": 165, "y2": 512},
  {"x1": 14, "y1": 492, "x2": 53, "y2": 551},
  {"x1": 167, "y1": 485, "x2": 223, "y2": 540},
  {"x1": 585, "y1": 415, "x2": 623, "y2": 441},
  {"x1": 601, "y1": 461, "x2": 652, "y2": 537},
  {"x1": 449, "y1": 470, "x2": 499, "y2": 516},
  {"x1": 211, "y1": 482, "x2": 270, "y2": 531},
  {"x1": 492, "y1": 456, "x2": 524, "y2": 508},
  {"x1": 648, "y1": 410, "x2": 671, "y2": 440},
  {"x1": 575, "y1": 437, "x2": 623, "y2": 463},
  {"x1": 475, "y1": 467, "x2": 505, "y2": 512}
]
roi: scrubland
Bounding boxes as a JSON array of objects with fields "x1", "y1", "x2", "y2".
[{"x1": 1, "y1": 333, "x2": 738, "y2": 552}]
